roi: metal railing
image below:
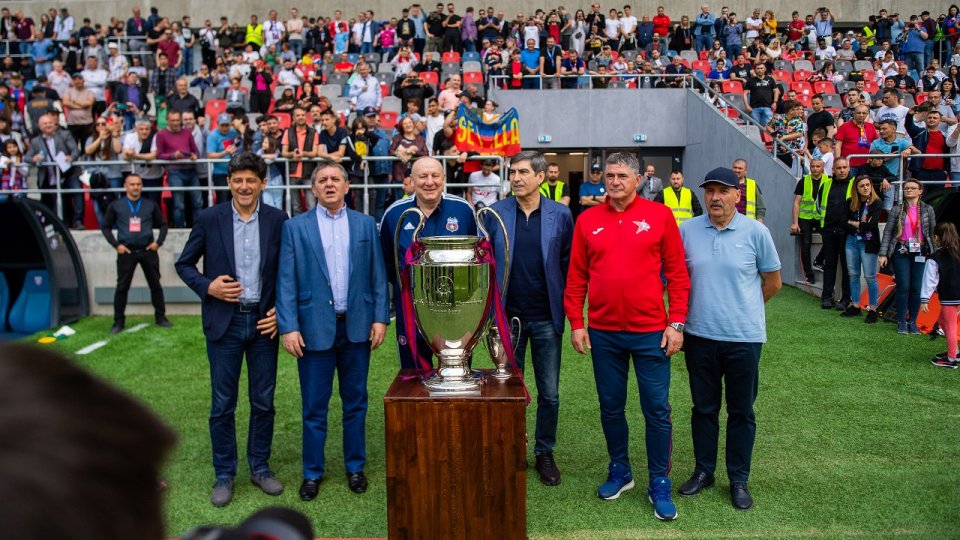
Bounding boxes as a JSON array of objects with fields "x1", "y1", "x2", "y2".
[
  {"x1": 0, "y1": 153, "x2": 505, "y2": 224},
  {"x1": 489, "y1": 72, "x2": 694, "y2": 90},
  {"x1": 844, "y1": 151, "x2": 957, "y2": 201}
]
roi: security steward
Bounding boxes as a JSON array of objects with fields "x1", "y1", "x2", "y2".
[
  {"x1": 790, "y1": 158, "x2": 829, "y2": 284},
  {"x1": 100, "y1": 173, "x2": 172, "y2": 334},
  {"x1": 731, "y1": 159, "x2": 766, "y2": 222},
  {"x1": 539, "y1": 162, "x2": 570, "y2": 206},
  {"x1": 654, "y1": 170, "x2": 703, "y2": 224}
]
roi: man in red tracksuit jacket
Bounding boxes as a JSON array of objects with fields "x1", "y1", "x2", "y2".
[{"x1": 565, "y1": 152, "x2": 690, "y2": 522}]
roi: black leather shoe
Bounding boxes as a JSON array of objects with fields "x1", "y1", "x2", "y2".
[
  {"x1": 110, "y1": 323, "x2": 124, "y2": 335},
  {"x1": 821, "y1": 299, "x2": 836, "y2": 309},
  {"x1": 730, "y1": 480, "x2": 753, "y2": 510},
  {"x1": 155, "y1": 316, "x2": 174, "y2": 328},
  {"x1": 678, "y1": 471, "x2": 715, "y2": 496},
  {"x1": 535, "y1": 453, "x2": 561, "y2": 486},
  {"x1": 299, "y1": 478, "x2": 321, "y2": 501},
  {"x1": 347, "y1": 472, "x2": 368, "y2": 494}
]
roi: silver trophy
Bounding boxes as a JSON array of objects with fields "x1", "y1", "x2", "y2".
[
  {"x1": 485, "y1": 317, "x2": 521, "y2": 380},
  {"x1": 395, "y1": 206, "x2": 510, "y2": 395}
]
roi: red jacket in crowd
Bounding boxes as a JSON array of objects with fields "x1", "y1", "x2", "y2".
[{"x1": 564, "y1": 195, "x2": 690, "y2": 333}]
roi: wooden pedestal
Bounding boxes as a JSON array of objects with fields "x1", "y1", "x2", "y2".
[{"x1": 384, "y1": 370, "x2": 527, "y2": 540}]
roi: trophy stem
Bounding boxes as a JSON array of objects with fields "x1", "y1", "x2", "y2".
[{"x1": 423, "y1": 350, "x2": 481, "y2": 395}]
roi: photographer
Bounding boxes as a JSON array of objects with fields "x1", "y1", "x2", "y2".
[
  {"x1": 393, "y1": 72, "x2": 434, "y2": 111},
  {"x1": 247, "y1": 60, "x2": 273, "y2": 114},
  {"x1": 900, "y1": 16, "x2": 928, "y2": 74}
]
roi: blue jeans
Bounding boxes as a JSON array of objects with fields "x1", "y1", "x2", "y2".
[
  {"x1": 725, "y1": 44, "x2": 742, "y2": 59},
  {"x1": 34, "y1": 60, "x2": 53, "y2": 78},
  {"x1": 361, "y1": 42, "x2": 374, "y2": 54},
  {"x1": 924, "y1": 40, "x2": 935, "y2": 70},
  {"x1": 696, "y1": 34, "x2": 713, "y2": 52},
  {"x1": 510, "y1": 319, "x2": 561, "y2": 455},
  {"x1": 683, "y1": 333, "x2": 762, "y2": 482},
  {"x1": 845, "y1": 236, "x2": 879, "y2": 308},
  {"x1": 298, "y1": 318, "x2": 371, "y2": 479},
  {"x1": 522, "y1": 76, "x2": 541, "y2": 89},
  {"x1": 206, "y1": 308, "x2": 280, "y2": 480},
  {"x1": 751, "y1": 107, "x2": 774, "y2": 127},
  {"x1": 892, "y1": 251, "x2": 925, "y2": 323},
  {"x1": 166, "y1": 168, "x2": 203, "y2": 227},
  {"x1": 179, "y1": 45, "x2": 194, "y2": 76},
  {"x1": 589, "y1": 328, "x2": 673, "y2": 481},
  {"x1": 289, "y1": 39, "x2": 304, "y2": 59},
  {"x1": 904, "y1": 51, "x2": 924, "y2": 75}
]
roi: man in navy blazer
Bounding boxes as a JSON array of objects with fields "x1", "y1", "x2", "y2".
[
  {"x1": 276, "y1": 162, "x2": 389, "y2": 501},
  {"x1": 175, "y1": 153, "x2": 289, "y2": 508},
  {"x1": 484, "y1": 150, "x2": 573, "y2": 487}
]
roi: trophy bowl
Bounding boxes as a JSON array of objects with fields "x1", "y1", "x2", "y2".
[{"x1": 411, "y1": 235, "x2": 491, "y2": 394}]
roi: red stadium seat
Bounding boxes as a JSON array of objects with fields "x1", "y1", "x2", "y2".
[
  {"x1": 792, "y1": 69, "x2": 813, "y2": 81},
  {"x1": 863, "y1": 79, "x2": 879, "y2": 94},
  {"x1": 721, "y1": 80, "x2": 744, "y2": 94},
  {"x1": 205, "y1": 99, "x2": 227, "y2": 126},
  {"x1": 274, "y1": 112, "x2": 291, "y2": 130},
  {"x1": 795, "y1": 93, "x2": 812, "y2": 107},
  {"x1": 772, "y1": 70, "x2": 791, "y2": 82},
  {"x1": 790, "y1": 82, "x2": 813, "y2": 96},
  {"x1": 813, "y1": 81, "x2": 836, "y2": 94},
  {"x1": 380, "y1": 83, "x2": 391, "y2": 97},
  {"x1": 463, "y1": 71, "x2": 483, "y2": 85},
  {"x1": 441, "y1": 51, "x2": 461, "y2": 63},
  {"x1": 419, "y1": 71, "x2": 439, "y2": 86},
  {"x1": 380, "y1": 111, "x2": 399, "y2": 130},
  {"x1": 699, "y1": 50, "x2": 709, "y2": 60},
  {"x1": 692, "y1": 60, "x2": 711, "y2": 74}
]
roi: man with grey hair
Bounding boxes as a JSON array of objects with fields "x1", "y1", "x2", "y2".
[
  {"x1": 483, "y1": 150, "x2": 573, "y2": 486},
  {"x1": 277, "y1": 162, "x2": 389, "y2": 500},
  {"x1": 565, "y1": 152, "x2": 689, "y2": 521}
]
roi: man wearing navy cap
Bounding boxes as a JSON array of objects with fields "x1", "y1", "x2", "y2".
[{"x1": 677, "y1": 167, "x2": 782, "y2": 511}]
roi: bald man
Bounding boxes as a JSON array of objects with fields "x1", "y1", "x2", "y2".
[{"x1": 378, "y1": 157, "x2": 478, "y2": 370}]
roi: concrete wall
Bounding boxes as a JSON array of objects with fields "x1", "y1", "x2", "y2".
[
  {"x1": 682, "y1": 92, "x2": 801, "y2": 285},
  {"x1": 4, "y1": 1, "x2": 918, "y2": 28},
  {"x1": 489, "y1": 87, "x2": 688, "y2": 149}
]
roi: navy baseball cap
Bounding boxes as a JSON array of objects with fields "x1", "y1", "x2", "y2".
[
  {"x1": 361, "y1": 106, "x2": 378, "y2": 117},
  {"x1": 699, "y1": 167, "x2": 739, "y2": 188}
]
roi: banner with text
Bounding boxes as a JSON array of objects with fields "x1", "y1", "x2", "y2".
[{"x1": 454, "y1": 104, "x2": 522, "y2": 157}]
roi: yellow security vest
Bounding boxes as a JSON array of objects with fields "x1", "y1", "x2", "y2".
[
  {"x1": 741, "y1": 178, "x2": 758, "y2": 220},
  {"x1": 539, "y1": 180, "x2": 566, "y2": 202},
  {"x1": 862, "y1": 25, "x2": 876, "y2": 47},
  {"x1": 662, "y1": 187, "x2": 694, "y2": 224},
  {"x1": 798, "y1": 174, "x2": 828, "y2": 222},
  {"x1": 817, "y1": 175, "x2": 854, "y2": 227},
  {"x1": 245, "y1": 23, "x2": 264, "y2": 47}
]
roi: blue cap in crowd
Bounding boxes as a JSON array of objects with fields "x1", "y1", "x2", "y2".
[{"x1": 699, "y1": 167, "x2": 739, "y2": 188}]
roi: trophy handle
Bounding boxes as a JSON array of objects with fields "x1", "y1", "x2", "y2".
[
  {"x1": 475, "y1": 206, "x2": 510, "y2": 297},
  {"x1": 394, "y1": 207, "x2": 426, "y2": 278}
]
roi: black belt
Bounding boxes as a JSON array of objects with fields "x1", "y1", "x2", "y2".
[
  {"x1": 336, "y1": 312, "x2": 346, "y2": 321},
  {"x1": 237, "y1": 302, "x2": 260, "y2": 313}
]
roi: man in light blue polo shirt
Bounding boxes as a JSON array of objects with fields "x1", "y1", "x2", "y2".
[{"x1": 676, "y1": 167, "x2": 781, "y2": 512}]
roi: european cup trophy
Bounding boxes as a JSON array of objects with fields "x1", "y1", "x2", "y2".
[{"x1": 395, "y1": 206, "x2": 512, "y2": 395}]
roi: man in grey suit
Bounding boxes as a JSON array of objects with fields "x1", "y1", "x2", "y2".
[
  {"x1": 276, "y1": 162, "x2": 390, "y2": 501},
  {"x1": 24, "y1": 112, "x2": 83, "y2": 228},
  {"x1": 483, "y1": 150, "x2": 574, "y2": 487}
]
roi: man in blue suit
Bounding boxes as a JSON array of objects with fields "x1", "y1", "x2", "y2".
[
  {"x1": 175, "y1": 152, "x2": 288, "y2": 508},
  {"x1": 484, "y1": 150, "x2": 573, "y2": 487},
  {"x1": 276, "y1": 162, "x2": 390, "y2": 501}
]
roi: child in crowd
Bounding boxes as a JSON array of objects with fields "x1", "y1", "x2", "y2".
[
  {"x1": 923, "y1": 222, "x2": 960, "y2": 369},
  {"x1": 0, "y1": 139, "x2": 28, "y2": 198},
  {"x1": 257, "y1": 136, "x2": 285, "y2": 210}
]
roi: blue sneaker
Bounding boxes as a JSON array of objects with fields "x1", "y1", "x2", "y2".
[
  {"x1": 648, "y1": 476, "x2": 678, "y2": 521},
  {"x1": 597, "y1": 463, "x2": 634, "y2": 500}
]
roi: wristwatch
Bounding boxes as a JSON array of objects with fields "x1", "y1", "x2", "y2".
[{"x1": 668, "y1": 322, "x2": 685, "y2": 333}]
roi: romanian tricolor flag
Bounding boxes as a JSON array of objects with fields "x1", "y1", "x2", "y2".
[{"x1": 454, "y1": 104, "x2": 522, "y2": 157}]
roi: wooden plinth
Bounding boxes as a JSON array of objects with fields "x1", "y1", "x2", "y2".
[{"x1": 384, "y1": 370, "x2": 527, "y2": 540}]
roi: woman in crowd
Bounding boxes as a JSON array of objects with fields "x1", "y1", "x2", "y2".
[
  {"x1": 809, "y1": 61, "x2": 843, "y2": 84},
  {"x1": 389, "y1": 115, "x2": 428, "y2": 188},
  {"x1": 570, "y1": 10, "x2": 588, "y2": 57},
  {"x1": 762, "y1": 10, "x2": 778, "y2": 41},
  {"x1": 247, "y1": 61, "x2": 273, "y2": 114},
  {"x1": 273, "y1": 86, "x2": 297, "y2": 115},
  {"x1": 670, "y1": 15, "x2": 693, "y2": 52},
  {"x1": 765, "y1": 38, "x2": 783, "y2": 60},
  {"x1": 0, "y1": 138, "x2": 28, "y2": 198},
  {"x1": 83, "y1": 117, "x2": 124, "y2": 225},
  {"x1": 941, "y1": 79, "x2": 960, "y2": 115},
  {"x1": 923, "y1": 222, "x2": 960, "y2": 369},
  {"x1": 842, "y1": 175, "x2": 883, "y2": 322},
  {"x1": 879, "y1": 178, "x2": 938, "y2": 335},
  {"x1": 297, "y1": 81, "x2": 319, "y2": 109}
]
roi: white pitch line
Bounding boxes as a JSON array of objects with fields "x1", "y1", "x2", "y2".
[
  {"x1": 124, "y1": 323, "x2": 150, "y2": 333},
  {"x1": 76, "y1": 340, "x2": 109, "y2": 355}
]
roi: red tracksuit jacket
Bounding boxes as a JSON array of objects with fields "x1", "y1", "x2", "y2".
[{"x1": 564, "y1": 195, "x2": 690, "y2": 332}]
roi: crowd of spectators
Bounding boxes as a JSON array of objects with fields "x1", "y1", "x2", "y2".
[{"x1": 1, "y1": 3, "x2": 959, "y2": 228}]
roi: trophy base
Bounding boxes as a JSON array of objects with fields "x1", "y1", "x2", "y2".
[
  {"x1": 424, "y1": 373, "x2": 482, "y2": 396},
  {"x1": 491, "y1": 369, "x2": 512, "y2": 380}
]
